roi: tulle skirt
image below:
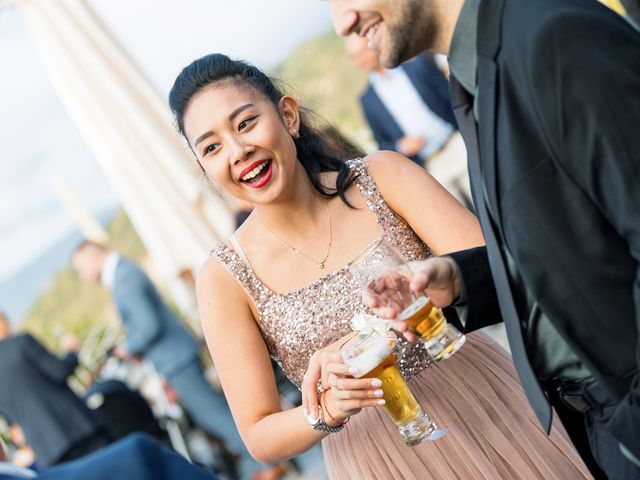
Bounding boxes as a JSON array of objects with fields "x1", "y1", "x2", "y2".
[{"x1": 322, "y1": 332, "x2": 591, "y2": 479}]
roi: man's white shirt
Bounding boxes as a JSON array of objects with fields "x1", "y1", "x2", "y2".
[
  {"x1": 101, "y1": 252, "x2": 121, "y2": 291},
  {"x1": 369, "y1": 67, "x2": 453, "y2": 159}
]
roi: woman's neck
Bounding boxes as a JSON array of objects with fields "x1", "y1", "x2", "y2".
[{"x1": 253, "y1": 166, "x2": 330, "y2": 239}]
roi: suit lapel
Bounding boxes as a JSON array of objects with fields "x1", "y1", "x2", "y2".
[
  {"x1": 476, "y1": 58, "x2": 501, "y2": 223},
  {"x1": 451, "y1": 75, "x2": 552, "y2": 432},
  {"x1": 449, "y1": 0, "x2": 553, "y2": 431},
  {"x1": 476, "y1": 0, "x2": 506, "y2": 226},
  {"x1": 449, "y1": 79, "x2": 482, "y2": 209}
]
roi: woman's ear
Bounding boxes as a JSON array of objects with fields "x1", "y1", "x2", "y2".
[{"x1": 279, "y1": 96, "x2": 301, "y2": 138}]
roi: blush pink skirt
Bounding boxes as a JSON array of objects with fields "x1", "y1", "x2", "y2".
[{"x1": 322, "y1": 332, "x2": 592, "y2": 479}]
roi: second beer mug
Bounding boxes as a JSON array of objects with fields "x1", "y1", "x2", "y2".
[
  {"x1": 340, "y1": 330, "x2": 443, "y2": 446},
  {"x1": 348, "y1": 237, "x2": 466, "y2": 362}
]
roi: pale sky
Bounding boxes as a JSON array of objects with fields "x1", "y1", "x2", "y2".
[{"x1": 0, "y1": 0, "x2": 333, "y2": 282}]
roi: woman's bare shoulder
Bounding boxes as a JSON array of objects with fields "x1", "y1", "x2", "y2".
[{"x1": 196, "y1": 252, "x2": 249, "y2": 315}]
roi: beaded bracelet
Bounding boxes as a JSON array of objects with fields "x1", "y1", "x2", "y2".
[{"x1": 321, "y1": 387, "x2": 350, "y2": 427}]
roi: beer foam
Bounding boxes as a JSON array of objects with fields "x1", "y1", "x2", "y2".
[
  {"x1": 351, "y1": 312, "x2": 392, "y2": 335},
  {"x1": 343, "y1": 336, "x2": 393, "y2": 378}
]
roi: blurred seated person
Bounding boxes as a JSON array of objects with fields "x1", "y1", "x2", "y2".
[
  {"x1": 0, "y1": 434, "x2": 215, "y2": 480},
  {"x1": 0, "y1": 311, "x2": 112, "y2": 468},
  {"x1": 347, "y1": 35, "x2": 472, "y2": 207},
  {"x1": 71, "y1": 242, "x2": 286, "y2": 480}
]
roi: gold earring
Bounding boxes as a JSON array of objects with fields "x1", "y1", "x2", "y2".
[{"x1": 291, "y1": 129, "x2": 300, "y2": 139}]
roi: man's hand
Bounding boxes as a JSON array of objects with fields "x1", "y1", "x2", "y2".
[
  {"x1": 407, "y1": 256, "x2": 462, "y2": 307},
  {"x1": 397, "y1": 135, "x2": 426, "y2": 157},
  {"x1": 362, "y1": 256, "x2": 462, "y2": 340}
]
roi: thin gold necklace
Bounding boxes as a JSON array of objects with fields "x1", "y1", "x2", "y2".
[{"x1": 259, "y1": 200, "x2": 333, "y2": 269}]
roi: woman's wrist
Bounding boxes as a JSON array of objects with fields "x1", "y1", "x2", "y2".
[{"x1": 321, "y1": 388, "x2": 350, "y2": 427}]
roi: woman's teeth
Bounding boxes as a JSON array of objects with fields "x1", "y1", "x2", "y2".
[{"x1": 242, "y1": 162, "x2": 268, "y2": 182}]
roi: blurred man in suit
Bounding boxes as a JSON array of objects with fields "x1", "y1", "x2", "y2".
[
  {"x1": 0, "y1": 311, "x2": 111, "y2": 467},
  {"x1": 347, "y1": 34, "x2": 471, "y2": 207},
  {"x1": 71, "y1": 242, "x2": 285, "y2": 480}
]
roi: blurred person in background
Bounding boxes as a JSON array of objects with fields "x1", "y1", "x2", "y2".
[
  {"x1": 0, "y1": 310, "x2": 111, "y2": 468},
  {"x1": 0, "y1": 434, "x2": 217, "y2": 480},
  {"x1": 347, "y1": 35, "x2": 471, "y2": 208},
  {"x1": 71, "y1": 243, "x2": 286, "y2": 480}
]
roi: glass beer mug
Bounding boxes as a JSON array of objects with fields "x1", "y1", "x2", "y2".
[
  {"x1": 348, "y1": 238, "x2": 465, "y2": 362},
  {"x1": 340, "y1": 329, "x2": 445, "y2": 446}
]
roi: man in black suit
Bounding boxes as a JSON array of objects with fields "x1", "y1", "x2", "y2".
[
  {"x1": 347, "y1": 35, "x2": 471, "y2": 206},
  {"x1": 329, "y1": 0, "x2": 640, "y2": 478},
  {"x1": 0, "y1": 311, "x2": 111, "y2": 467}
]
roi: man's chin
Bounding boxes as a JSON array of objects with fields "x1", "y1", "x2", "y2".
[
  {"x1": 378, "y1": 49, "x2": 406, "y2": 69},
  {"x1": 378, "y1": 55, "x2": 398, "y2": 69}
]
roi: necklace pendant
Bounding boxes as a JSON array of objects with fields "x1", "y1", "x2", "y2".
[{"x1": 318, "y1": 261, "x2": 326, "y2": 269}]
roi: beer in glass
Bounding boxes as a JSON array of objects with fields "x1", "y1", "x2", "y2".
[
  {"x1": 340, "y1": 330, "x2": 439, "y2": 446},
  {"x1": 348, "y1": 238, "x2": 465, "y2": 362}
]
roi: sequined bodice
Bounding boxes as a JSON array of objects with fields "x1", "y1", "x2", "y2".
[{"x1": 212, "y1": 158, "x2": 433, "y2": 388}]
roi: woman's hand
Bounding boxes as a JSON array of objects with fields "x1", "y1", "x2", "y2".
[
  {"x1": 321, "y1": 371, "x2": 386, "y2": 426},
  {"x1": 301, "y1": 335, "x2": 385, "y2": 425}
]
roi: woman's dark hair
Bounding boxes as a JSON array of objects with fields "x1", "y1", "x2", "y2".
[{"x1": 169, "y1": 53, "x2": 364, "y2": 206}]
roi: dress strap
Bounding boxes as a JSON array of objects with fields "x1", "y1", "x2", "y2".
[
  {"x1": 346, "y1": 157, "x2": 405, "y2": 233},
  {"x1": 345, "y1": 157, "x2": 431, "y2": 262},
  {"x1": 229, "y1": 234, "x2": 254, "y2": 270},
  {"x1": 210, "y1": 242, "x2": 269, "y2": 312}
]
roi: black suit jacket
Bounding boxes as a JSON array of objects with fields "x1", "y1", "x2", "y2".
[
  {"x1": 0, "y1": 334, "x2": 106, "y2": 466},
  {"x1": 448, "y1": 0, "x2": 640, "y2": 457},
  {"x1": 360, "y1": 53, "x2": 457, "y2": 164}
]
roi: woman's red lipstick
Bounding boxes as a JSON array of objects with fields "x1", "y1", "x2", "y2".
[{"x1": 239, "y1": 160, "x2": 272, "y2": 189}]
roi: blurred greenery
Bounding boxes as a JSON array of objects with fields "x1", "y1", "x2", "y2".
[
  {"x1": 19, "y1": 29, "x2": 372, "y2": 354},
  {"x1": 271, "y1": 30, "x2": 372, "y2": 148}
]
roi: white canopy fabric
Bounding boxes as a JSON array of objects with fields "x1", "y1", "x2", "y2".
[
  {"x1": 53, "y1": 176, "x2": 109, "y2": 245},
  {"x1": 19, "y1": 0, "x2": 234, "y2": 312}
]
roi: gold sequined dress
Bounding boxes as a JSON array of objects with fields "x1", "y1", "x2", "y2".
[{"x1": 212, "y1": 159, "x2": 591, "y2": 479}]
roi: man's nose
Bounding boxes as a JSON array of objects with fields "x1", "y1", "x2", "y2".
[{"x1": 329, "y1": 1, "x2": 359, "y2": 37}]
